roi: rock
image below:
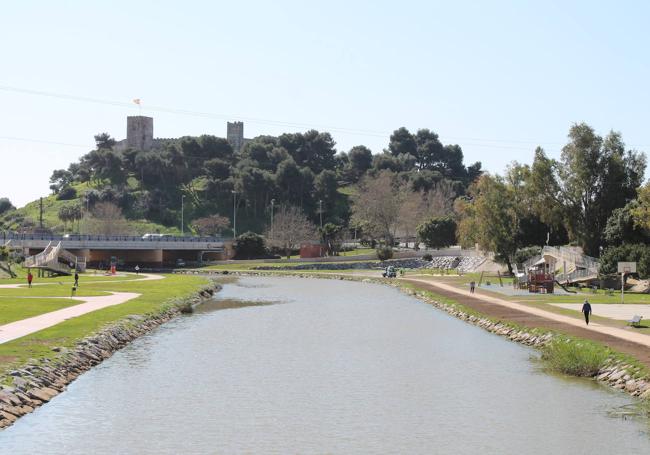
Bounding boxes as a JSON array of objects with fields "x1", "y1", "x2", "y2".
[
  {"x1": 27, "y1": 387, "x2": 59, "y2": 402},
  {"x1": 0, "y1": 410, "x2": 17, "y2": 422}
]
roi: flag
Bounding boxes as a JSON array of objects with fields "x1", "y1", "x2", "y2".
[{"x1": 132, "y1": 98, "x2": 141, "y2": 105}]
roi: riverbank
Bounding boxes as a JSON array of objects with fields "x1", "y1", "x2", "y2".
[
  {"x1": 0, "y1": 276, "x2": 220, "y2": 430},
  {"x1": 198, "y1": 270, "x2": 650, "y2": 402}
]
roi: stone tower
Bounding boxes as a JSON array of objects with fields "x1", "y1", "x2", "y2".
[
  {"x1": 227, "y1": 121, "x2": 244, "y2": 152},
  {"x1": 126, "y1": 116, "x2": 154, "y2": 151}
]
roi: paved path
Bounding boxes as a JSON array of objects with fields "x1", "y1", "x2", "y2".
[
  {"x1": 0, "y1": 272, "x2": 163, "y2": 289},
  {"x1": 0, "y1": 273, "x2": 164, "y2": 344},
  {"x1": 401, "y1": 277, "x2": 650, "y2": 366},
  {"x1": 0, "y1": 292, "x2": 141, "y2": 344},
  {"x1": 552, "y1": 303, "x2": 650, "y2": 321}
]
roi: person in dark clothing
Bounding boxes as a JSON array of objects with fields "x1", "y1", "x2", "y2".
[
  {"x1": 469, "y1": 281, "x2": 476, "y2": 294},
  {"x1": 27, "y1": 271, "x2": 33, "y2": 288},
  {"x1": 74, "y1": 272, "x2": 79, "y2": 287},
  {"x1": 582, "y1": 299, "x2": 592, "y2": 325}
]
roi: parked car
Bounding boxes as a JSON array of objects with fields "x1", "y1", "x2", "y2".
[{"x1": 175, "y1": 258, "x2": 186, "y2": 267}]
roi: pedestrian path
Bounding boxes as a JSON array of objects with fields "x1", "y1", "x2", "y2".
[
  {"x1": 0, "y1": 272, "x2": 164, "y2": 289},
  {"x1": 404, "y1": 277, "x2": 650, "y2": 348},
  {"x1": 0, "y1": 273, "x2": 164, "y2": 344},
  {"x1": 0, "y1": 292, "x2": 141, "y2": 344},
  {"x1": 551, "y1": 303, "x2": 650, "y2": 321}
]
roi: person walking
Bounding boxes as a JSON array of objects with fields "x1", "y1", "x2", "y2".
[
  {"x1": 582, "y1": 299, "x2": 592, "y2": 325},
  {"x1": 27, "y1": 271, "x2": 33, "y2": 288},
  {"x1": 469, "y1": 281, "x2": 476, "y2": 294},
  {"x1": 135, "y1": 265, "x2": 140, "y2": 275},
  {"x1": 74, "y1": 272, "x2": 79, "y2": 287}
]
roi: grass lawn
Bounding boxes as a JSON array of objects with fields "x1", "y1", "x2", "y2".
[
  {"x1": 0, "y1": 273, "x2": 210, "y2": 376},
  {"x1": 0, "y1": 298, "x2": 80, "y2": 325}
]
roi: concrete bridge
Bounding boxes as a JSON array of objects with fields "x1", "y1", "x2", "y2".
[{"x1": 2, "y1": 232, "x2": 232, "y2": 267}]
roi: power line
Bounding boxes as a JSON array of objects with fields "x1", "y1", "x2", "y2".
[
  {"x1": 1, "y1": 84, "x2": 648, "y2": 149},
  {"x1": 0, "y1": 136, "x2": 91, "y2": 148}
]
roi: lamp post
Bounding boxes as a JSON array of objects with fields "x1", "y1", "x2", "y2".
[
  {"x1": 270, "y1": 198, "x2": 275, "y2": 239},
  {"x1": 232, "y1": 190, "x2": 238, "y2": 239},
  {"x1": 319, "y1": 199, "x2": 323, "y2": 230},
  {"x1": 181, "y1": 195, "x2": 185, "y2": 236}
]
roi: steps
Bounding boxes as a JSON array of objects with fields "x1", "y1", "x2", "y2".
[{"x1": 23, "y1": 242, "x2": 85, "y2": 276}]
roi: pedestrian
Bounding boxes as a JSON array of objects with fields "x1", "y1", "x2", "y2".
[
  {"x1": 27, "y1": 271, "x2": 33, "y2": 288},
  {"x1": 469, "y1": 281, "x2": 476, "y2": 294},
  {"x1": 135, "y1": 265, "x2": 140, "y2": 275},
  {"x1": 74, "y1": 272, "x2": 79, "y2": 287},
  {"x1": 582, "y1": 299, "x2": 592, "y2": 325}
]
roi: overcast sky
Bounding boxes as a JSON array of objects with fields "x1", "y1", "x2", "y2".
[{"x1": 2, "y1": 0, "x2": 649, "y2": 207}]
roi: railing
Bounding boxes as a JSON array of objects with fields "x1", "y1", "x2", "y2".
[
  {"x1": 1, "y1": 231, "x2": 225, "y2": 243},
  {"x1": 23, "y1": 242, "x2": 84, "y2": 274}
]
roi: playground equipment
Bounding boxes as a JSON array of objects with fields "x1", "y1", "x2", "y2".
[
  {"x1": 519, "y1": 246, "x2": 599, "y2": 294},
  {"x1": 477, "y1": 271, "x2": 504, "y2": 287}
]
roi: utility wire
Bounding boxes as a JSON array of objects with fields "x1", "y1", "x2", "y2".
[{"x1": 0, "y1": 84, "x2": 648, "y2": 149}]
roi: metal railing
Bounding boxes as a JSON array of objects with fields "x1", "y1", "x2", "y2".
[{"x1": 2, "y1": 231, "x2": 225, "y2": 243}]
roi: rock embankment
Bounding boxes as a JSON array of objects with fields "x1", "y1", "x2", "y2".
[{"x1": 0, "y1": 284, "x2": 219, "y2": 430}]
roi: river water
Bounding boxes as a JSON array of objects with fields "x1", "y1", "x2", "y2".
[{"x1": 1, "y1": 276, "x2": 649, "y2": 454}]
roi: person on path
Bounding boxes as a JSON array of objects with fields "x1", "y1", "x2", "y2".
[
  {"x1": 74, "y1": 272, "x2": 79, "y2": 287},
  {"x1": 135, "y1": 265, "x2": 140, "y2": 275},
  {"x1": 27, "y1": 271, "x2": 33, "y2": 288},
  {"x1": 582, "y1": 299, "x2": 592, "y2": 325},
  {"x1": 469, "y1": 281, "x2": 476, "y2": 294}
]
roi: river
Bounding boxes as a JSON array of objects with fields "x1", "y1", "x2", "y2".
[{"x1": 0, "y1": 276, "x2": 648, "y2": 454}]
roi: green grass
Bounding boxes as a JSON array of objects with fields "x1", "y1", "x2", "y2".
[
  {"x1": 0, "y1": 273, "x2": 210, "y2": 375},
  {"x1": 0, "y1": 298, "x2": 80, "y2": 325},
  {"x1": 541, "y1": 339, "x2": 610, "y2": 376}
]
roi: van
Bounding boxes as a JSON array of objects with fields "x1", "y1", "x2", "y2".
[{"x1": 142, "y1": 233, "x2": 173, "y2": 240}]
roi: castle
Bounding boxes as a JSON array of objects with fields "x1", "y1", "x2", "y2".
[{"x1": 113, "y1": 116, "x2": 250, "y2": 152}]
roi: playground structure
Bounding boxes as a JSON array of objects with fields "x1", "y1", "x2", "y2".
[
  {"x1": 22, "y1": 242, "x2": 86, "y2": 276},
  {"x1": 520, "y1": 246, "x2": 599, "y2": 294}
]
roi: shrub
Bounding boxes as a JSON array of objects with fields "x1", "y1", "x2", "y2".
[
  {"x1": 417, "y1": 216, "x2": 457, "y2": 249},
  {"x1": 422, "y1": 253, "x2": 433, "y2": 261},
  {"x1": 56, "y1": 186, "x2": 77, "y2": 200},
  {"x1": 513, "y1": 246, "x2": 542, "y2": 265},
  {"x1": 234, "y1": 231, "x2": 267, "y2": 259},
  {"x1": 541, "y1": 339, "x2": 609, "y2": 377},
  {"x1": 376, "y1": 246, "x2": 393, "y2": 261}
]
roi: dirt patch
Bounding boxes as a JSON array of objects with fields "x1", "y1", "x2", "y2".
[{"x1": 402, "y1": 278, "x2": 650, "y2": 368}]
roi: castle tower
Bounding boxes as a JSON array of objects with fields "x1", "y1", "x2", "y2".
[
  {"x1": 227, "y1": 121, "x2": 244, "y2": 152},
  {"x1": 126, "y1": 116, "x2": 154, "y2": 151}
]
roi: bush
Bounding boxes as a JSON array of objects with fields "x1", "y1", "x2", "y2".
[
  {"x1": 234, "y1": 231, "x2": 267, "y2": 259},
  {"x1": 56, "y1": 186, "x2": 77, "y2": 200},
  {"x1": 376, "y1": 246, "x2": 393, "y2": 261},
  {"x1": 600, "y1": 243, "x2": 650, "y2": 278},
  {"x1": 417, "y1": 216, "x2": 457, "y2": 249},
  {"x1": 541, "y1": 339, "x2": 609, "y2": 377},
  {"x1": 513, "y1": 246, "x2": 542, "y2": 265},
  {"x1": 422, "y1": 253, "x2": 433, "y2": 261}
]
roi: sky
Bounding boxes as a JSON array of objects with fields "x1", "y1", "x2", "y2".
[{"x1": 1, "y1": 0, "x2": 649, "y2": 207}]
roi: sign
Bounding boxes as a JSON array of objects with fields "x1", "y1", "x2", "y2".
[{"x1": 617, "y1": 262, "x2": 637, "y2": 274}]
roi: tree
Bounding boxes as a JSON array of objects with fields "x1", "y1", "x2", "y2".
[
  {"x1": 604, "y1": 201, "x2": 649, "y2": 246},
  {"x1": 266, "y1": 205, "x2": 317, "y2": 258},
  {"x1": 456, "y1": 174, "x2": 518, "y2": 272},
  {"x1": 350, "y1": 171, "x2": 404, "y2": 244},
  {"x1": 388, "y1": 127, "x2": 417, "y2": 157},
  {"x1": 85, "y1": 202, "x2": 128, "y2": 235},
  {"x1": 417, "y1": 216, "x2": 457, "y2": 249},
  {"x1": 49, "y1": 169, "x2": 73, "y2": 194},
  {"x1": 599, "y1": 243, "x2": 650, "y2": 278},
  {"x1": 234, "y1": 231, "x2": 267, "y2": 259},
  {"x1": 347, "y1": 145, "x2": 373, "y2": 181},
  {"x1": 0, "y1": 198, "x2": 14, "y2": 215},
  {"x1": 631, "y1": 182, "x2": 650, "y2": 232},
  {"x1": 192, "y1": 214, "x2": 230, "y2": 236},
  {"x1": 319, "y1": 222, "x2": 343, "y2": 256},
  {"x1": 94, "y1": 133, "x2": 116, "y2": 150}
]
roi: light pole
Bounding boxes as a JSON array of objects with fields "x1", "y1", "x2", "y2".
[
  {"x1": 181, "y1": 195, "x2": 185, "y2": 236},
  {"x1": 319, "y1": 199, "x2": 323, "y2": 229},
  {"x1": 270, "y1": 198, "x2": 275, "y2": 239},
  {"x1": 232, "y1": 190, "x2": 238, "y2": 239}
]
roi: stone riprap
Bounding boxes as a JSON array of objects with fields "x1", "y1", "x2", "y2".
[
  {"x1": 0, "y1": 284, "x2": 220, "y2": 430},
  {"x1": 251, "y1": 256, "x2": 486, "y2": 272}
]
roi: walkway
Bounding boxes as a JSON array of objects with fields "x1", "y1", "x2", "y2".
[
  {"x1": 0, "y1": 272, "x2": 164, "y2": 289},
  {"x1": 401, "y1": 277, "x2": 650, "y2": 367},
  {"x1": 552, "y1": 303, "x2": 650, "y2": 321},
  {"x1": 0, "y1": 273, "x2": 164, "y2": 344}
]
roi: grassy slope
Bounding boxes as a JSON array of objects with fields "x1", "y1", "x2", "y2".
[
  {"x1": 0, "y1": 273, "x2": 210, "y2": 375},
  {"x1": 3, "y1": 181, "x2": 180, "y2": 235}
]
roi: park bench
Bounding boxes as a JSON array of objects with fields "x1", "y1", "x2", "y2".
[{"x1": 627, "y1": 315, "x2": 643, "y2": 328}]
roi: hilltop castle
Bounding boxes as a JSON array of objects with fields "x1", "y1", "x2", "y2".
[{"x1": 114, "y1": 116, "x2": 250, "y2": 152}]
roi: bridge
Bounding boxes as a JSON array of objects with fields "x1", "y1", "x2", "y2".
[{"x1": 2, "y1": 232, "x2": 232, "y2": 268}]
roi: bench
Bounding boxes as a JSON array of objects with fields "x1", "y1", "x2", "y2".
[{"x1": 628, "y1": 315, "x2": 643, "y2": 328}]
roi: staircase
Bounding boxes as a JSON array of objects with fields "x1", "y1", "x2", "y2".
[{"x1": 24, "y1": 242, "x2": 86, "y2": 275}]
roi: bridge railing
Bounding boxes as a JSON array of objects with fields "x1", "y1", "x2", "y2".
[{"x1": 2, "y1": 232, "x2": 226, "y2": 243}]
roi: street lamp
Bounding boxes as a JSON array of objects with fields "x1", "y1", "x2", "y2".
[
  {"x1": 319, "y1": 199, "x2": 323, "y2": 229},
  {"x1": 181, "y1": 195, "x2": 185, "y2": 236},
  {"x1": 232, "y1": 190, "x2": 238, "y2": 239},
  {"x1": 270, "y1": 198, "x2": 275, "y2": 239}
]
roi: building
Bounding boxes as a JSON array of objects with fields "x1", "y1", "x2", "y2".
[{"x1": 227, "y1": 121, "x2": 245, "y2": 152}]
